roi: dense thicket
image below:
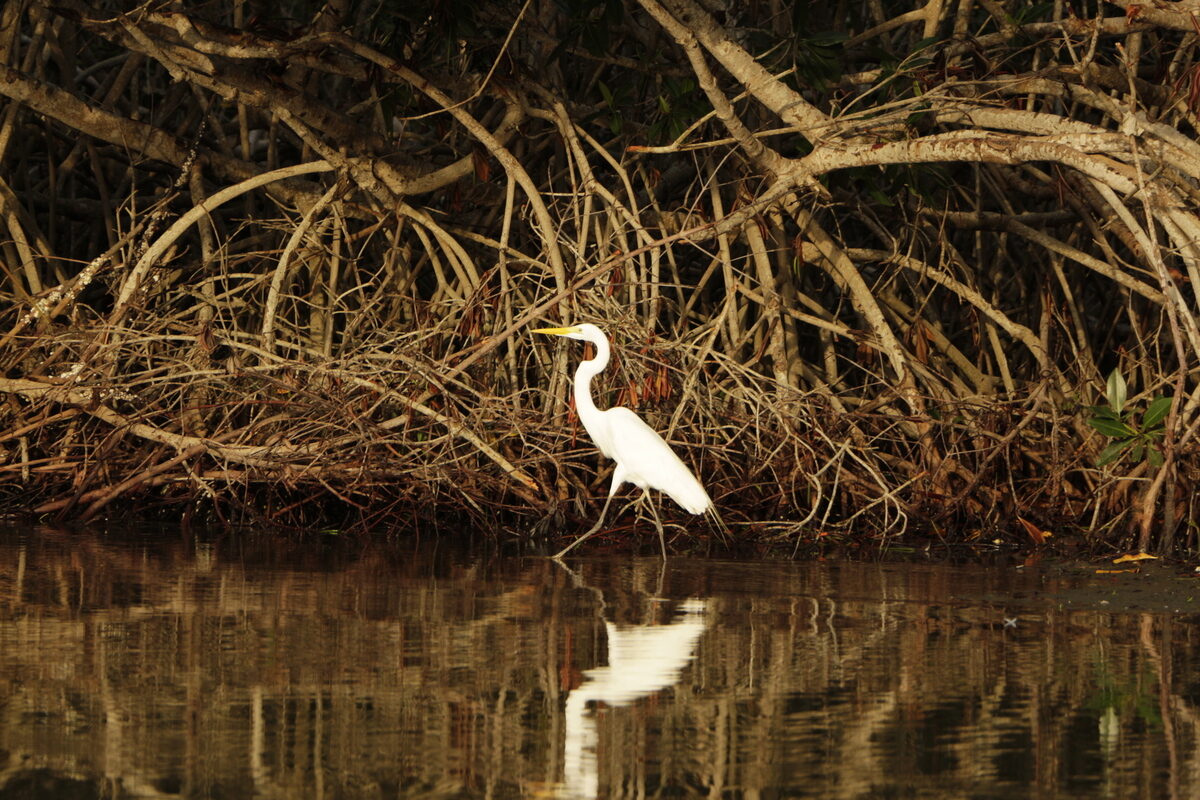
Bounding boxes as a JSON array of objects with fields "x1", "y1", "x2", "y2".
[{"x1": 0, "y1": 0, "x2": 1197, "y2": 553}]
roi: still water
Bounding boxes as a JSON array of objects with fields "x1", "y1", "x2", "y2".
[{"x1": 0, "y1": 527, "x2": 1198, "y2": 799}]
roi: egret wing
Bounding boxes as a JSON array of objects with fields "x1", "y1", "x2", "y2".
[{"x1": 600, "y1": 407, "x2": 712, "y2": 514}]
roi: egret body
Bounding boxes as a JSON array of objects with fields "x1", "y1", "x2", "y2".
[{"x1": 533, "y1": 323, "x2": 712, "y2": 557}]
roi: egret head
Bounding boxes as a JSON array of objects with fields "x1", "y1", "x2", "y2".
[{"x1": 531, "y1": 323, "x2": 605, "y2": 343}]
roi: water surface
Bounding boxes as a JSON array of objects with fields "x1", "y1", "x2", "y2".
[{"x1": 0, "y1": 527, "x2": 1197, "y2": 798}]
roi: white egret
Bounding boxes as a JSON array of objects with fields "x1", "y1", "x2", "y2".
[{"x1": 532, "y1": 323, "x2": 712, "y2": 558}]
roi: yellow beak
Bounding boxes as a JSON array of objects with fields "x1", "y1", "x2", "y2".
[{"x1": 531, "y1": 326, "x2": 579, "y2": 336}]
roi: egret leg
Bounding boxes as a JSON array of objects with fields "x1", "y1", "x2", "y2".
[
  {"x1": 643, "y1": 490, "x2": 668, "y2": 558},
  {"x1": 553, "y1": 492, "x2": 617, "y2": 559}
]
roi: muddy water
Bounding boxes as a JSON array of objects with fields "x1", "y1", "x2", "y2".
[{"x1": 0, "y1": 528, "x2": 1198, "y2": 799}]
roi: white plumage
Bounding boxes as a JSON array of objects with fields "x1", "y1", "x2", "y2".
[
  {"x1": 594, "y1": 407, "x2": 711, "y2": 514},
  {"x1": 533, "y1": 323, "x2": 712, "y2": 557}
]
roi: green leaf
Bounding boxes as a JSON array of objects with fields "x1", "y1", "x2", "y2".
[
  {"x1": 1087, "y1": 405, "x2": 1121, "y2": 421},
  {"x1": 1106, "y1": 368, "x2": 1127, "y2": 413},
  {"x1": 1143, "y1": 395, "x2": 1172, "y2": 429},
  {"x1": 1131, "y1": 443, "x2": 1144, "y2": 463},
  {"x1": 1148, "y1": 447, "x2": 1165, "y2": 468},
  {"x1": 1087, "y1": 417, "x2": 1136, "y2": 438},
  {"x1": 1097, "y1": 438, "x2": 1134, "y2": 466}
]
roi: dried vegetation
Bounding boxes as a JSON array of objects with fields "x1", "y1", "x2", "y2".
[{"x1": 1, "y1": 0, "x2": 1199, "y2": 552}]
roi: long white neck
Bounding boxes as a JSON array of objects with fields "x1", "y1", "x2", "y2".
[{"x1": 573, "y1": 334, "x2": 611, "y2": 419}]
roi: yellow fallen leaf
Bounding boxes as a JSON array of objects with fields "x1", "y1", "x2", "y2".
[
  {"x1": 1017, "y1": 516, "x2": 1052, "y2": 545},
  {"x1": 1095, "y1": 568, "x2": 1140, "y2": 574},
  {"x1": 1113, "y1": 552, "x2": 1158, "y2": 563}
]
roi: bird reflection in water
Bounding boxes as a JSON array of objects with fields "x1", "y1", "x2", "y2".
[{"x1": 558, "y1": 598, "x2": 709, "y2": 799}]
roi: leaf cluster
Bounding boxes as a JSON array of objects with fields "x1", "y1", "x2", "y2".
[{"x1": 1086, "y1": 370, "x2": 1171, "y2": 468}]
